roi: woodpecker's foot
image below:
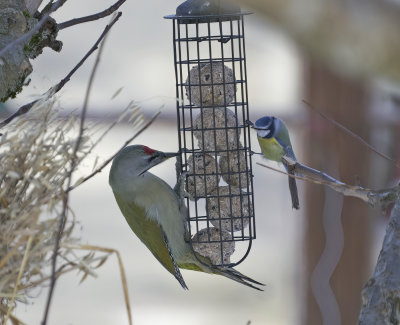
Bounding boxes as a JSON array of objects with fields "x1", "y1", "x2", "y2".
[{"x1": 176, "y1": 171, "x2": 196, "y2": 201}]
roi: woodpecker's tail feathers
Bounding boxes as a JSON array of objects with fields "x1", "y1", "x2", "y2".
[{"x1": 216, "y1": 267, "x2": 265, "y2": 291}]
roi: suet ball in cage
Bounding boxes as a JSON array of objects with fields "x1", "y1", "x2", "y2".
[
  {"x1": 185, "y1": 62, "x2": 236, "y2": 107},
  {"x1": 206, "y1": 186, "x2": 251, "y2": 232},
  {"x1": 165, "y1": 0, "x2": 255, "y2": 267},
  {"x1": 192, "y1": 227, "x2": 235, "y2": 265},
  {"x1": 219, "y1": 146, "x2": 250, "y2": 188},
  {"x1": 193, "y1": 107, "x2": 240, "y2": 152},
  {"x1": 186, "y1": 153, "x2": 220, "y2": 198}
]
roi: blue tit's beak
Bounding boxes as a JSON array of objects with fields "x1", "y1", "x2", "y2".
[
  {"x1": 246, "y1": 119, "x2": 266, "y2": 130},
  {"x1": 245, "y1": 120, "x2": 255, "y2": 128}
]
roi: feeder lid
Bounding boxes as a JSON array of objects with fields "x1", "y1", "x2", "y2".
[
  {"x1": 164, "y1": 0, "x2": 252, "y2": 22},
  {"x1": 177, "y1": 0, "x2": 240, "y2": 16}
]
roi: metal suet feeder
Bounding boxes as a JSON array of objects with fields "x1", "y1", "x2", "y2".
[{"x1": 165, "y1": 0, "x2": 255, "y2": 268}]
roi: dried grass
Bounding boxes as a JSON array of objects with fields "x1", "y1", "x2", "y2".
[{"x1": 0, "y1": 96, "x2": 142, "y2": 324}]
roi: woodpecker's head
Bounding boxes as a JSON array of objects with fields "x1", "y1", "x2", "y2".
[{"x1": 110, "y1": 145, "x2": 178, "y2": 178}]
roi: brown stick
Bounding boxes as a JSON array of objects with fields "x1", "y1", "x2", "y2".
[
  {"x1": 257, "y1": 156, "x2": 400, "y2": 209},
  {"x1": 58, "y1": 0, "x2": 126, "y2": 30},
  {"x1": 303, "y1": 99, "x2": 400, "y2": 169},
  {"x1": 41, "y1": 13, "x2": 121, "y2": 325},
  {"x1": 67, "y1": 110, "x2": 161, "y2": 193}
]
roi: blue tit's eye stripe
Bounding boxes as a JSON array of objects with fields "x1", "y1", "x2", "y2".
[{"x1": 257, "y1": 129, "x2": 272, "y2": 138}]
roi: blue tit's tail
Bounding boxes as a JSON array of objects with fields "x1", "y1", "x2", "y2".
[
  {"x1": 288, "y1": 172, "x2": 300, "y2": 210},
  {"x1": 283, "y1": 147, "x2": 300, "y2": 210}
]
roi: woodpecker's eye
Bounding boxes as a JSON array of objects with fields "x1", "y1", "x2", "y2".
[{"x1": 147, "y1": 154, "x2": 157, "y2": 163}]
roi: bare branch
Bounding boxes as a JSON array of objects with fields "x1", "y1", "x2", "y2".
[
  {"x1": 67, "y1": 110, "x2": 161, "y2": 193},
  {"x1": 4, "y1": 236, "x2": 34, "y2": 325},
  {"x1": 0, "y1": 0, "x2": 66, "y2": 59},
  {"x1": 62, "y1": 244, "x2": 133, "y2": 325},
  {"x1": 24, "y1": 0, "x2": 45, "y2": 15},
  {"x1": 0, "y1": 305, "x2": 26, "y2": 325},
  {"x1": 41, "y1": 14, "x2": 120, "y2": 325},
  {"x1": 58, "y1": 0, "x2": 126, "y2": 30},
  {"x1": 303, "y1": 99, "x2": 400, "y2": 169},
  {"x1": 0, "y1": 12, "x2": 123, "y2": 129},
  {"x1": 257, "y1": 156, "x2": 400, "y2": 209},
  {"x1": 40, "y1": 0, "x2": 67, "y2": 16}
]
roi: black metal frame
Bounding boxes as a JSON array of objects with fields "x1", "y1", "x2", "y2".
[{"x1": 165, "y1": 11, "x2": 255, "y2": 268}]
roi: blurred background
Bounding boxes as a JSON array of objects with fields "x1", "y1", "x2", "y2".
[{"x1": 7, "y1": 0, "x2": 400, "y2": 324}]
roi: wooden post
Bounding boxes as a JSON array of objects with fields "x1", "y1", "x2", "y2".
[{"x1": 302, "y1": 62, "x2": 372, "y2": 325}]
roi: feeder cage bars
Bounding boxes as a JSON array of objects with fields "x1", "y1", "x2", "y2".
[{"x1": 165, "y1": 0, "x2": 255, "y2": 268}]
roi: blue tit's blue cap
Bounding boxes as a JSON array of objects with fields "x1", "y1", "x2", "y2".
[{"x1": 254, "y1": 116, "x2": 274, "y2": 129}]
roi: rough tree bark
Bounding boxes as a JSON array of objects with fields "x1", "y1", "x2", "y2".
[
  {"x1": 0, "y1": 0, "x2": 61, "y2": 102},
  {"x1": 358, "y1": 201, "x2": 400, "y2": 324},
  {"x1": 0, "y1": 0, "x2": 34, "y2": 102}
]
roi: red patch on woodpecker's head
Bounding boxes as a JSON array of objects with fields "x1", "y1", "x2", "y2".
[{"x1": 142, "y1": 146, "x2": 156, "y2": 155}]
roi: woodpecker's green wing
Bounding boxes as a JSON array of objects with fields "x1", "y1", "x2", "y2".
[{"x1": 113, "y1": 192, "x2": 188, "y2": 289}]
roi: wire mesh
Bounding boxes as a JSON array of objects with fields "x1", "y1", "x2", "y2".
[{"x1": 165, "y1": 11, "x2": 255, "y2": 268}]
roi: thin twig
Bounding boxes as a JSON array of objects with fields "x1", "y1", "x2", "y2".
[
  {"x1": 0, "y1": 12, "x2": 123, "y2": 130},
  {"x1": 84, "y1": 102, "x2": 140, "y2": 160},
  {"x1": 40, "y1": 0, "x2": 67, "y2": 16},
  {"x1": 67, "y1": 110, "x2": 161, "y2": 192},
  {"x1": 4, "y1": 236, "x2": 34, "y2": 325},
  {"x1": 0, "y1": 305, "x2": 26, "y2": 325},
  {"x1": 62, "y1": 244, "x2": 133, "y2": 325},
  {"x1": 302, "y1": 99, "x2": 400, "y2": 169},
  {"x1": 0, "y1": 236, "x2": 27, "y2": 270},
  {"x1": 41, "y1": 15, "x2": 119, "y2": 325},
  {"x1": 0, "y1": 0, "x2": 65, "y2": 59},
  {"x1": 58, "y1": 0, "x2": 126, "y2": 30},
  {"x1": 257, "y1": 159, "x2": 399, "y2": 208}
]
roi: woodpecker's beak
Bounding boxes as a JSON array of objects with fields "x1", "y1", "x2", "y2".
[
  {"x1": 140, "y1": 151, "x2": 179, "y2": 175},
  {"x1": 151, "y1": 151, "x2": 179, "y2": 166},
  {"x1": 161, "y1": 151, "x2": 179, "y2": 159}
]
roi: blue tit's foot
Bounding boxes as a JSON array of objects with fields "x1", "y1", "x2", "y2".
[
  {"x1": 249, "y1": 150, "x2": 264, "y2": 156},
  {"x1": 245, "y1": 119, "x2": 254, "y2": 127}
]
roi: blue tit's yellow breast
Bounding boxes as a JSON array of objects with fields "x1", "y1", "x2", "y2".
[{"x1": 257, "y1": 136, "x2": 285, "y2": 162}]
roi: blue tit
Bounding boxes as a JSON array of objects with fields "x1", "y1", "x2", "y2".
[{"x1": 252, "y1": 116, "x2": 300, "y2": 210}]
